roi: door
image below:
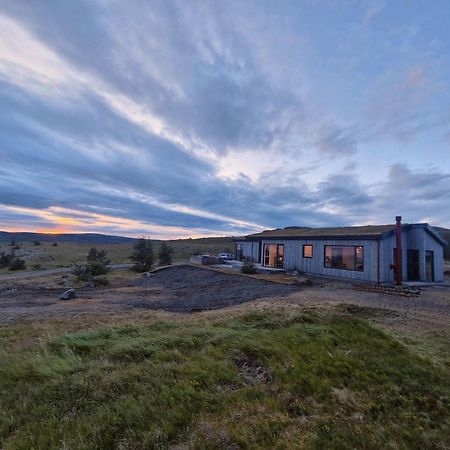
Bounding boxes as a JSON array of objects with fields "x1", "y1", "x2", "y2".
[
  {"x1": 425, "y1": 251, "x2": 434, "y2": 282},
  {"x1": 407, "y1": 249, "x2": 420, "y2": 281},
  {"x1": 263, "y1": 244, "x2": 284, "y2": 268}
]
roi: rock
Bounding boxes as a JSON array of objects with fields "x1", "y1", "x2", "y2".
[
  {"x1": 59, "y1": 288, "x2": 76, "y2": 300},
  {"x1": 83, "y1": 281, "x2": 95, "y2": 288},
  {"x1": 142, "y1": 272, "x2": 153, "y2": 278}
]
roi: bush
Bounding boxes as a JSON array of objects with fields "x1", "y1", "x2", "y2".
[
  {"x1": 8, "y1": 257, "x2": 26, "y2": 271},
  {"x1": 158, "y1": 242, "x2": 174, "y2": 266},
  {"x1": 33, "y1": 241, "x2": 41, "y2": 246},
  {"x1": 52, "y1": 243, "x2": 58, "y2": 247},
  {"x1": 0, "y1": 251, "x2": 14, "y2": 268},
  {"x1": 131, "y1": 238, "x2": 154, "y2": 272},
  {"x1": 71, "y1": 248, "x2": 111, "y2": 282},
  {"x1": 87, "y1": 248, "x2": 111, "y2": 276},
  {"x1": 241, "y1": 260, "x2": 257, "y2": 274},
  {"x1": 71, "y1": 264, "x2": 91, "y2": 281}
]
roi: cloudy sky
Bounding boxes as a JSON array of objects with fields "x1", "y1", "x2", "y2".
[{"x1": 0, "y1": 1, "x2": 449, "y2": 238}]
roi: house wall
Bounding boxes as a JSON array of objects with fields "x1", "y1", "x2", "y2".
[
  {"x1": 379, "y1": 228, "x2": 444, "y2": 282},
  {"x1": 259, "y1": 238, "x2": 379, "y2": 282},
  {"x1": 235, "y1": 241, "x2": 259, "y2": 262},
  {"x1": 237, "y1": 226, "x2": 445, "y2": 282}
]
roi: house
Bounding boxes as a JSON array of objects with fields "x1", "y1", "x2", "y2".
[{"x1": 235, "y1": 218, "x2": 447, "y2": 283}]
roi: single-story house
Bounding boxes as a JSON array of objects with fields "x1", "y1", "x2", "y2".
[{"x1": 235, "y1": 220, "x2": 447, "y2": 283}]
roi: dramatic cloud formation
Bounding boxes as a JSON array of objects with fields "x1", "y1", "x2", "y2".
[{"x1": 0, "y1": 1, "x2": 449, "y2": 237}]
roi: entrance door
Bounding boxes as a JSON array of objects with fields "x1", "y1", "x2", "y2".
[
  {"x1": 425, "y1": 250, "x2": 434, "y2": 282},
  {"x1": 407, "y1": 249, "x2": 420, "y2": 281},
  {"x1": 263, "y1": 244, "x2": 284, "y2": 268}
]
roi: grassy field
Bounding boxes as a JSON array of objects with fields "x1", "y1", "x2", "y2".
[
  {"x1": 0, "y1": 237, "x2": 235, "y2": 274},
  {"x1": 0, "y1": 307, "x2": 449, "y2": 449}
]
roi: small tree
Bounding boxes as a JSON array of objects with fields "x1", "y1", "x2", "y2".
[
  {"x1": 131, "y1": 238, "x2": 154, "y2": 272},
  {"x1": 9, "y1": 237, "x2": 16, "y2": 247},
  {"x1": 8, "y1": 257, "x2": 26, "y2": 271},
  {"x1": 86, "y1": 247, "x2": 111, "y2": 276},
  {"x1": 0, "y1": 251, "x2": 14, "y2": 268},
  {"x1": 71, "y1": 247, "x2": 111, "y2": 282},
  {"x1": 158, "y1": 242, "x2": 173, "y2": 266}
]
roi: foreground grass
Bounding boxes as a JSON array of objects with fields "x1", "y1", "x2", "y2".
[{"x1": 0, "y1": 310, "x2": 449, "y2": 449}]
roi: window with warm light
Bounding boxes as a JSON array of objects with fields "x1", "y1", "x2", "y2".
[
  {"x1": 324, "y1": 246, "x2": 364, "y2": 271},
  {"x1": 303, "y1": 244, "x2": 313, "y2": 258}
]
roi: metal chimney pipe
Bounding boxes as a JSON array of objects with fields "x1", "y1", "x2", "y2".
[{"x1": 395, "y1": 216, "x2": 402, "y2": 285}]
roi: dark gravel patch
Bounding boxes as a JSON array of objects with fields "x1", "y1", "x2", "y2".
[{"x1": 123, "y1": 265, "x2": 299, "y2": 312}]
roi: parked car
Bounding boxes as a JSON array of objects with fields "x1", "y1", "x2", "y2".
[{"x1": 218, "y1": 252, "x2": 234, "y2": 260}]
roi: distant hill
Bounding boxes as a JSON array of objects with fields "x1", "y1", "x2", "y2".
[
  {"x1": 433, "y1": 227, "x2": 450, "y2": 259},
  {"x1": 0, "y1": 231, "x2": 136, "y2": 244}
]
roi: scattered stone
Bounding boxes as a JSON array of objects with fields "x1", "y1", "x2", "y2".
[
  {"x1": 59, "y1": 288, "x2": 76, "y2": 300},
  {"x1": 83, "y1": 281, "x2": 95, "y2": 288},
  {"x1": 142, "y1": 272, "x2": 153, "y2": 278}
]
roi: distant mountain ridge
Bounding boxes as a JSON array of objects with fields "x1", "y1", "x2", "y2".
[{"x1": 0, "y1": 231, "x2": 136, "y2": 244}]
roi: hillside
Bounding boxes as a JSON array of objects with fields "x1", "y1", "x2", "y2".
[{"x1": 0, "y1": 231, "x2": 135, "y2": 244}]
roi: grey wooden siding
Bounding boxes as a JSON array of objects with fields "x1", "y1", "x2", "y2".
[
  {"x1": 261, "y1": 239, "x2": 378, "y2": 282},
  {"x1": 381, "y1": 229, "x2": 444, "y2": 282},
  {"x1": 238, "y1": 226, "x2": 444, "y2": 283},
  {"x1": 236, "y1": 241, "x2": 259, "y2": 262}
]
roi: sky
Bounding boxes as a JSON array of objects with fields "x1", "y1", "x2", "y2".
[{"x1": 0, "y1": 0, "x2": 449, "y2": 238}]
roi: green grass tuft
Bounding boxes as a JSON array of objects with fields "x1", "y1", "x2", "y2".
[{"x1": 0, "y1": 311, "x2": 449, "y2": 449}]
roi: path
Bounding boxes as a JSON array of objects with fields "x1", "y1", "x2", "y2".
[{"x1": 0, "y1": 263, "x2": 133, "y2": 281}]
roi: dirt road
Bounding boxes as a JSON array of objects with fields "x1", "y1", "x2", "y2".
[{"x1": 0, "y1": 263, "x2": 133, "y2": 281}]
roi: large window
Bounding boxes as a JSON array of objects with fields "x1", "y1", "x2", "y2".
[
  {"x1": 324, "y1": 246, "x2": 364, "y2": 271},
  {"x1": 303, "y1": 244, "x2": 313, "y2": 258},
  {"x1": 263, "y1": 244, "x2": 284, "y2": 268}
]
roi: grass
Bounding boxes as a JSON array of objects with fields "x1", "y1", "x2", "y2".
[
  {"x1": 0, "y1": 309, "x2": 449, "y2": 449},
  {"x1": 0, "y1": 237, "x2": 235, "y2": 274}
]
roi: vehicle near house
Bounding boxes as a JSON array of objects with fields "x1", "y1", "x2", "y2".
[
  {"x1": 235, "y1": 218, "x2": 447, "y2": 283},
  {"x1": 218, "y1": 252, "x2": 234, "y2": 260}
]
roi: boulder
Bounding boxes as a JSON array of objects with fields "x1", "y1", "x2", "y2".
[{"x1": 59, "y1": 288, "x2": 76, "y2": 300}]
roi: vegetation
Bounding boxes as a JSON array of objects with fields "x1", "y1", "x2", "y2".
[
  {"x1": 241, "y1": 259, "x2": 257, "y2": 274},
  {"x1": 33, "y1": 240, "x2": 41, "y2": 246},
  {"x1": 0, "y1": 251, "x2": 26, "y2": 271},
  {"x1": 0, "y1": 237, "x2": 235, "y2": 274},
  {"x1": 131, "y1": 238, "x2": 154, "y2": 272},
  {"x1": 0, "y1": 309, "x2": 448, "y2": 449},
  {"x1": 71, "y1": 247, "x2": 111, "y2": 282},
  {"x1": 8, "y1": 257, "x2": 26, "y2": 271},
  {"x1": 0, "y1": 251, "x2": 14, "y2": 269},
  {"x1": 158, "y1": 242, "x2": 174, "y2": 266}
]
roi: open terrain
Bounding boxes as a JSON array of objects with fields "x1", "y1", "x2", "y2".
[
  {"x1": 0, "y1": 236, "x2": 235, "y2": 275},
  {"x1": 0, "y1": 265, "x2": 449, "y2": 449}
]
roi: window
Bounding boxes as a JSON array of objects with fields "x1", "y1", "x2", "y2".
[
  {"x1": 263, "y1": 244, "x2": 284, "y2": 268},
  {"x1": 303, "y1": 244, "x2": 313, "y2": 258},
  {"x1": 324, "y1": 246, "x2": 364, "y2": 271}
]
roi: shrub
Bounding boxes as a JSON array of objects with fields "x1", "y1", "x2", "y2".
[
  {"x1": 158, "y1": 242, "x2": 174, "y2": 266},
  {"x1": 71, "y1": 264, "x2": 91, "y2": 281},
  {"x1": 131, "y1": 238, "x2": 154, "y2": 272},
  {"x1": 241, "y1": 260, "x2": 257, "y2": 274},
  {"x1": 33, "y1": 241, "x2": 41, "y2": 246},
  {"x1": 52, "y1": 243, "x2": 58, "y2": 247},
  {"x1": 0, "y1": 251, "x2": 14, "y2": 268},
  {"x1": 87, "y1": 248, "x2": 111, "y2": 276},
  {"x1": 8, "y1": 257, "x2": 26, "y2": 271},
  {"x1": 71, "y1": 248, "x2": 111, "y2": 282}
]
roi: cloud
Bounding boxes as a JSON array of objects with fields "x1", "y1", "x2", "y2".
[{"x1": 0, "y1": 1, "x2": 449, "y2": 236}]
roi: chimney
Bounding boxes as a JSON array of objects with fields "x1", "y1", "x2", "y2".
[{"x1": 395, "y1": 216, "x2": 402, "y2": 285}]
